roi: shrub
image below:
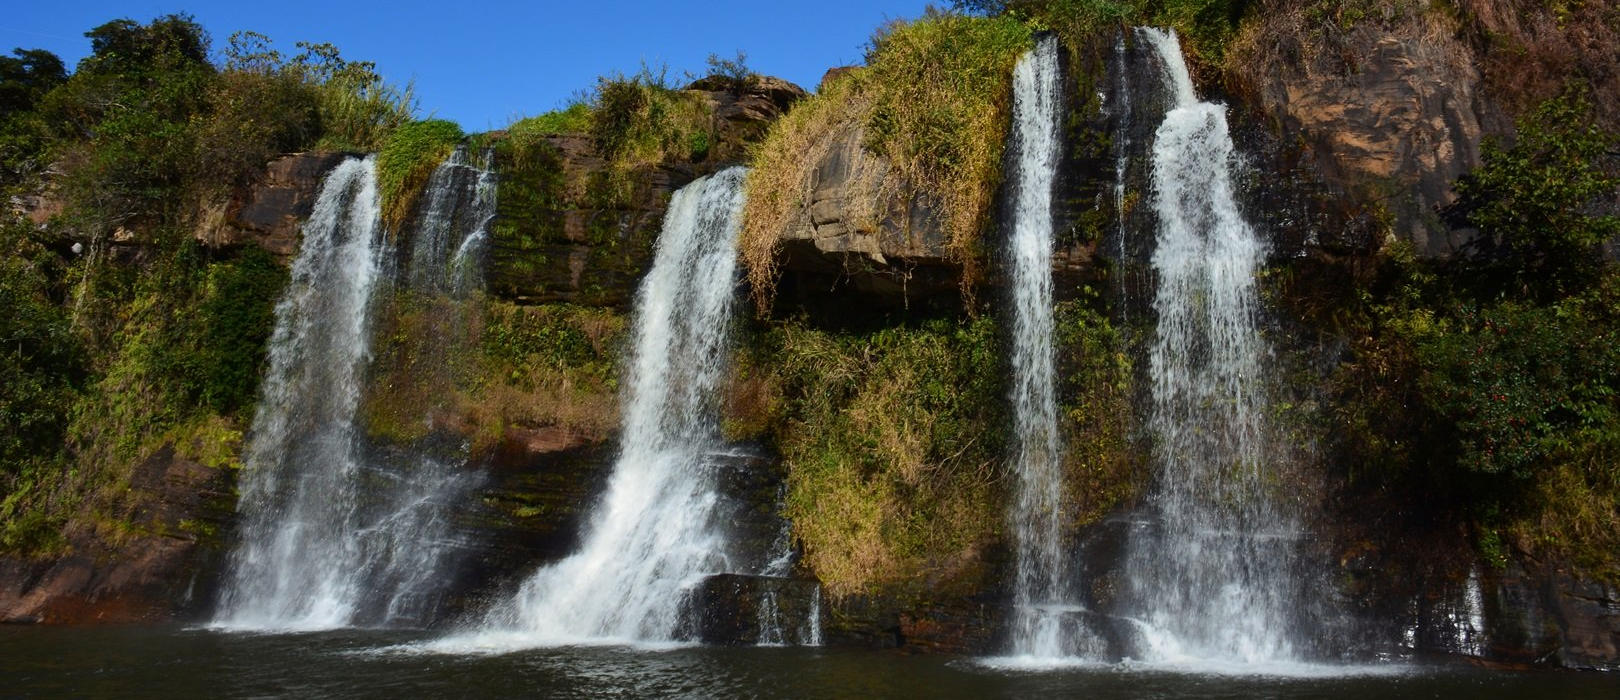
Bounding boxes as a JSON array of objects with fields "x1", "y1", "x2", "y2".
[
  {"x1": 194, "y1": 247, "x2": 287, "y2": 414},
  {"x1": 376, "y1": 118, "x2": 464, "y2": 232},
  {"x1": 1414, "y1": 280, "x2": 1620, "y2": 480},
  {"x1": 766, "y1": 316, "x2": 1008, "y2": 595},
  {"x1": 1448, "y1": 88, "x2": 1620, "y2": 300},
  {"x1": 0, "y1": 219, "x2": 86, "y2": 479}
]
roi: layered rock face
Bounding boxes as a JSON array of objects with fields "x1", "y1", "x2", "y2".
[
  {"x1": 1228, "y1": 0, "x2": 1620, "y2": 258},
  {"x1": 1229, "y1": 7, "x2": 1500, "y2": 257},
  {"x1": 772, "y1": 123, "x2": 963, "y2": 304},
  {"x1": 203, "y1": 151, "x2": 353, "y2": 257},
  {"x1": 487, "y1": 78, "x2": 806, "y2": 306}
]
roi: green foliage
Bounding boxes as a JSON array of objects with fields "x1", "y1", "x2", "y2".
[
  {"x1": 39, "y1": 16, "x2": 215, "y2": 231},
  {"x1": 764, "y1": 316, "x2": 1008, "y2": 595},
  {"x1": 953, "y1": 0, "x2": 1250, "y2": 63},
  {"x1": 1327, "y1": 90, "x2": 1620, "y2": 577},
  {"x1": 1414, "y1": 282, "x2": 1620, "y2": 480},
  {"x1": 289, "y1": 41, "x2": 416, "y2": 152},
  {"x1": 0, "y1": 219, "x2": 86, "y2": 479},
  {"x1": 587, "y1": 67, "x2": 715, "y2": 192},
  {"x1": 0, "y1": 48, "x2": 66, "y2": 116},
  {"x1": 482, "y1": 303, "x2": 609, "y2": 377},
  {"x1": 194, "y1": 247, "x2": 287, "y2": 414},
  {"x1": 0, "y1": 48, "x2": 67, "y2": 187},
  {"x1": 507, "y1": 103, "x2": 593, "y2": 143},
  {"x1": 702, "y1": 50, "x2": 759, "y2": 93},
  {"x1": 0, "y1": 15, "x2": 422, "y2": 554},
  {"x1": 376, "y1": 118, "x2": 464, "y2": 231},
  {"x1": 1053, "y1": 296, "x2": 1140, "y2": 524},
  {"x1": 1449, "y1": 89, "x2": 1620, "y2": 300}
]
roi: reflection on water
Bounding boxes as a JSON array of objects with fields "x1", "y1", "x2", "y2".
[{"x1": 1, "y1": 626, "x2": 1615, "y2": 699}]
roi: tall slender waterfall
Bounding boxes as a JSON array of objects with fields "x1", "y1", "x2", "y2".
[
  {"x1": 215, "y1": 157, "x2": 390, "y2": 630},
  {"x1": 1124, "y1": 27, "x2": 1299, "y2": 664},
  {"x1": 1003, "y1": 35, "x2": 1077, "y2": 660},
  {"x1": 476, "y1": 166, "x2": 750, "y2": 645},
  {"x1": 216, "y1": 151, "x2": 493, "y2": 631}
]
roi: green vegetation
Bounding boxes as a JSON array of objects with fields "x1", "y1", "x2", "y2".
[
  {"x1": 1328, "y1": 91, "x2": 1620, "y2": 581},
  {"x1": 1448, "y1": 89, "x2": 1619, "y2": 301},
  {"x1": 754, "y1": 317, "x2": 1009, "y2": 596},
  {"x1": 360, "y1": 297, "x2": 626, "y2": 455},
  {"x1": 376, "y1": 118, "x2": 464, "y2": 232},
  {"x1": 742, "y1": 12, "x2": 1031, "y2": 310},
  {"x1": 0, "y1": 14, "x2": 410, "y2": 555},
  {"x1": 954, "y1": 0, "x2": 1251, "y2": 65},
  {"x1": 1053, "y1": 297, "x2": 1140, "y2": 525},
  {"x1": 485, "y1": 67, "x2": 725, "y2": 302}
]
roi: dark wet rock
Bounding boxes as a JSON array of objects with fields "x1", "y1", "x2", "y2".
[
  {"x1": 681, "y1": 573, "x2": 821, "y2": 646},
  {"x1": 207, "y1": 152, "x2": 354, "y2": 258},
  {"x1": 487, "y1": 78, "x2": 802, "y2": 307}
]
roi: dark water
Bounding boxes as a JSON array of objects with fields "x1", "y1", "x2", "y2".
[{"x1": 2, "y1": 626, "x2": 1615, "y2": 698}]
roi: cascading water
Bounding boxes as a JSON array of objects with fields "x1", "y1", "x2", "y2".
[
  {"x1": 1122, "y1": 27, "x2": 1300, "y2": 664},
  {"x1": 1003, "y1": 35, "x2": 1081, "y2": 660},
  {"x1": 216, "y1": 150, "x2": 494, "y2": 631},
  {"x1": 215, "y1": 157, "x2": 389, "y2": 630},
  {"x1": 471, "y1": 166, "x2": 751, "y2": 646},
  {"x1": 409, "y1": 146, "x2": 495, "y2": 296}
]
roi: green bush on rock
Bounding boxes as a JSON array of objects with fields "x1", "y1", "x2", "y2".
[{"x1": 377, "y1": 118, "x2": 464, "y2": 233}]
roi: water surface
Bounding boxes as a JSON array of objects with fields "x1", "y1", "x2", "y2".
[{"x1": 3, "y1": 626, "x2": 1614, "y2": 698}]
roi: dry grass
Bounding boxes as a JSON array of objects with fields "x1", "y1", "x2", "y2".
[
  {"x1": 740, "y1": 74, "x2": 877, "y2": 312},
  {"x1": 1510, "y1": 455, "x2": 1620, "y2": 583},
  {"x1": 765, "y1": 317, "x2": 1008, "y2": 597},
  {"x1": 741, "y1": 13, "x2": 1031, "y2": 312}
]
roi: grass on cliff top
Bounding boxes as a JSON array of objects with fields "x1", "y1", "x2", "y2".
[
  {"x1": 741, "y1": 12, "x2": 1031, "y2": 312},
  {"x1": 492, "y1": 68, "x2": 715, "y2": 205},
  {"x1": 377, "y1": 118, "x2": 464, "y2": 234},
  {"x1": 955, "y1": 0, "x2": 1249, "y2": 68}
]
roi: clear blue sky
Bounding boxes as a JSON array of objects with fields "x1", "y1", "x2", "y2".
[{"x1": 2, "y1": 1, "x2": 936, "y2": 131}]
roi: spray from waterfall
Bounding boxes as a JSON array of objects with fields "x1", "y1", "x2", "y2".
[
  {"x1": 1123, "y1": 27, "x2": 1300, "y2": 664},
  {"x1": 1002, "y1": 34, "x2": 1082, "y2": 660},
  {"x1": 468, "y1": 166, "x2": 752, "y2": 646}
]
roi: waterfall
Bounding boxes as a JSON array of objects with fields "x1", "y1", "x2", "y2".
[
  {"x1": 475, "y1": 166, "x2": 750, "y2": 645},
  {"x1": 1004, "y1": 35, "x2": 1078, "y2": 659},
  {"x1": 215, "y1": 151, "x2": 492, "y2": 631},
  {"x1": 1123, "y1": 27, "x2": 1299, "y2": 664},
  {"x1": 409, "y1": 146, "x2": 495, "y2": 296},
  {"x1": 215, "y1": 157, "x2": 389, "y2": 630}
]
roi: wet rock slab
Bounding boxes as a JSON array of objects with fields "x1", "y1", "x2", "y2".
[{"x1": 681, "y1": 573, "x2": 821, "y2": 646}]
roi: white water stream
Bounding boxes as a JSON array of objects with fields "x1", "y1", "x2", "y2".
[
  {"x1": 216, "y1": 151, "x2": 493, "y2": 631},
  {"x1": 1003, "y1": 35, "x2": 1083, "y2": 661},
  {"x1": 472, "y1": 166, "x2": 753, "y2": 645},
  {"x1": 1124, "y1": 27, "x2": 1300, "y2": 664}
]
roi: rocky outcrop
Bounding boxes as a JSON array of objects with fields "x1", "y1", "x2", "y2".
[
  {"x1": 201, "y1": 151, "x2": 352, "y2": 257},
  {"x1": 681, "y1": 574, "x2": 822, "y2": 646},
  {"x1": 487, "y1": 77, "x2": 805, "y2": 306},
  {"x1": 0, "y1": 447, "x2": 235, "y2": 624},
  {"x1": 772, "y1": 124, "x2": 965, "y2": 306},
  {"x1": 1228, "y1": 0, "x2": 1620, "y2": 259},
  {"x1": 1228, "y1": 5, "x2": 1505, "y2": 258},
  {"x1": 688, "y1": 75, "x2": 809, "y2": 163}
]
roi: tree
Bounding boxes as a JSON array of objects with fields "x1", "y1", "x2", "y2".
[{"x1": 1449, "y1": 89, "x2": 1620, "y2": 300}]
